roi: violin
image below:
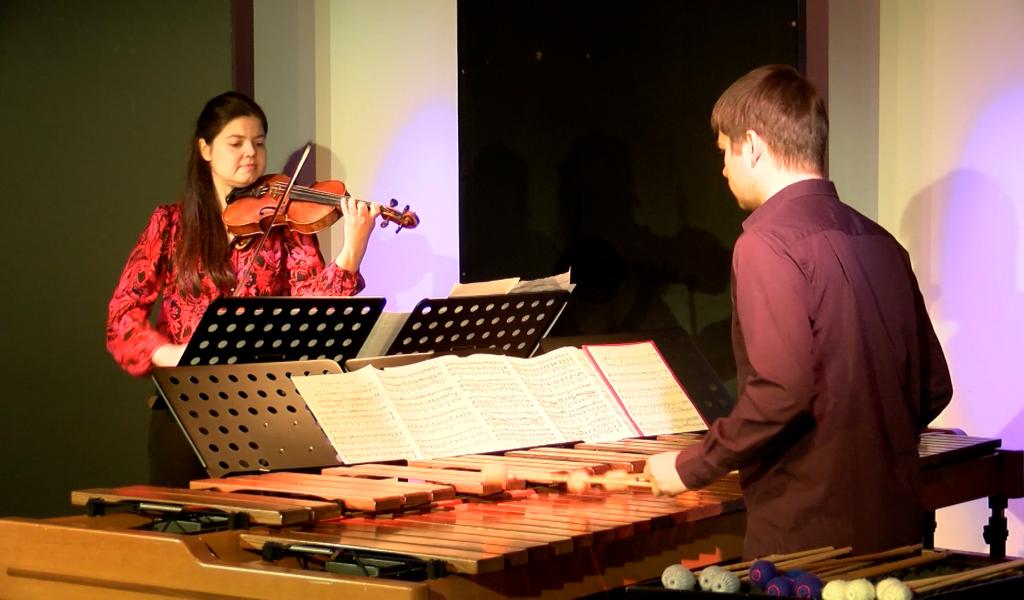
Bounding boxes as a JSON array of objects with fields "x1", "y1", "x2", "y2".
[{"x1": 222, "y1": 174, "x2": 420, "y2": 237}]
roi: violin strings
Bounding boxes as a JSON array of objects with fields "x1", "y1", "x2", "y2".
[
  {"x1": 268, "y1": 182, "x2": 399, "y2": 215},
  {"x1": 269, "y1": 182, "x2": 344, "y2": 206}
]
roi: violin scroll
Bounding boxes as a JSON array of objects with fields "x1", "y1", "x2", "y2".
[{"x1": 380, "y1": 198, "x2": 420, "y2": 232}]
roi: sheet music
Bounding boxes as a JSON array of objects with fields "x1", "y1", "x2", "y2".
[
  {"x1": 291, "y1": 370, "x2": 422, "y2": 463},
  {"x1": 448, "y1": 269, "x2": 573, "y2": 296},
  {"x1": 508, "y1": 269, "x2": 574, "y2": 293},
  {"x1": 294, "y1": 342, "x2": 697, "y2": 462},
  {"x1": 449, "y1": 277, "x2": 520, "y2": 297},
  {"x1": 438, "y1": 354, "x2": 565, "y2": 448},
  {"x1": 584, "y1": 341, "x2": 706, "y2": 434},
  {"x1": 376, "y1": 360, "x2": 501, "y2": 459},
  {"x1": 509, "y1": 347, "x2": 638, "y2": 442},
  {"x1": 355, "y1": 311, "x2": 410, "y2": 358}
]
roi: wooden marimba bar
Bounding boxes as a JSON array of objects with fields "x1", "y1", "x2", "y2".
[
  {"x1": 0, "y1": 431, "x2": 1018, "y2": 599},
  {"x1": 190, "y1": 440, "x2": 747, "y2": 597},
  {"x1": 0, "y1": 439, "x2": 747, "y2": 599}
]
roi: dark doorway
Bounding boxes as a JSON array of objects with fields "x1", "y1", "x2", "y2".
[{"x1": 458, "y1": 0, "x2": 802, "y2": 386}]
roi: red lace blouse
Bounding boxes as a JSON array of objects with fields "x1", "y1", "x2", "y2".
[{"x1": 106, "y1": 204, "x2": 365, "y2": 376}]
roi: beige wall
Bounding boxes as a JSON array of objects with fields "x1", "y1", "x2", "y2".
[
  {"x1": 255, "y1": 0, "x2": 459, "y2": 311},
  {"x1": 253, "y1": 0, "x2": 318, "y2": 174},
  {"x1": 828, "y1": 0, "x2": 880, "y2": 220},
  {"x1": 831, "y1": 0, "x2": 1024, "y2": 556}
]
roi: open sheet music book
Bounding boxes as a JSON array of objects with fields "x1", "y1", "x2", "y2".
[{"x1": 292, "y1": 341, "x2": 707, "y2": 464}]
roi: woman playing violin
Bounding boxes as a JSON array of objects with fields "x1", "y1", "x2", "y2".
[{"x1": 106, "y1": 91, "x2": 380, "y2": 484}]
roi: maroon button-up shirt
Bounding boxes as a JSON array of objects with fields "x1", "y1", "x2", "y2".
[{"x1": 677, "y1": 179, "x2": 952, "y2": 557}]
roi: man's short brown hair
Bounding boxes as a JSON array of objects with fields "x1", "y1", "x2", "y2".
[{"x1": 711, "y1": 64, "x2": 828, "y2": 173}]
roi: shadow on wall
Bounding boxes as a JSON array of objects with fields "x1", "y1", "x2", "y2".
[
  {"x1": 460, "y1": 144, "x2": 561, "y2": 283},
  {"x1": 901, "y1": 168, "x2": 1023, "y2": 527},
  {"x1": 459, "y1": 133, "x2": 738, "y2": 387},
  {"x1": 549, "y1": 130, "x2": 734, "y2": 381}
]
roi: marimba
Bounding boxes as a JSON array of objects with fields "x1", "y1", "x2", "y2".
[
  {"x1": 0, "y1": 432, "x2": 1018, "y2": 599},
  {"x1": 0, "y1": 439, "x2": 745, "y2": 599}
]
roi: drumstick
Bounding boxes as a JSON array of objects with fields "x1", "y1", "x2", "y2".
[
  {"x1": 776, "y1": 547, "x2": 853, "y2": 571},
  {"x1": 479, "y1": 464, "x2": 651, "y2": 493},
  {"x1": 908, "y1": 558, "x2": 1024, "y2": 593},
  {"x1": 823, "y1": 550, "x2": 950, "y2": 582},
  {"x1": 804, "y1": 544, "x2": 921, "y2": 569},
  {"x1": 737, "y1": 547, "x2": 852, "y2": 582},
  {"x1": 792, "y1": 544, "x2": 922, "y2": 578},
  {"x1": 812, "y1": 561, "x2": 873, "y2": 579},
  {"x1": 725, "y1": 546, "x2": 837, "y2": 572},
  {"x1": 563, "y1": 469, "x2": 653, "y2": 493}
]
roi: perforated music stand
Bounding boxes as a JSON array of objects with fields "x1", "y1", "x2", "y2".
[
  {"x1": 180, "y1": 296, "x2": 385, "y2": 367},
  {"x1": 152, "y1": 360, "x2": 343, "y2": 478},
  {"x1": 383, "y1": 290, "x2": 570, "y2": 358}
]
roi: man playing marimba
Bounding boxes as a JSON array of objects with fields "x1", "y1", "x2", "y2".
[{"x1": 645, "y1": 64, "x2": 953, "y2": 558}]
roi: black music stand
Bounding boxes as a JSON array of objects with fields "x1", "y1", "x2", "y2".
[
  {"x1": 152, "y1": 360, "x2": 343, "y2": 478},
  {"x1": 383, "y1": 290, "x2": 570, "y2": 358},
  {"x1": 180, "y1": 296, "x2": 385, "y2": 367}
]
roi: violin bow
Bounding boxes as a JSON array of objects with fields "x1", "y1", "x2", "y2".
[{"x1": 232, "y1": 142, "x2": 312, "y2": 297}]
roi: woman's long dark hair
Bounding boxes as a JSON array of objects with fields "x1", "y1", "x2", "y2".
[{"x1": 175, "y1": 91, "x2": 268, "y2": 294}]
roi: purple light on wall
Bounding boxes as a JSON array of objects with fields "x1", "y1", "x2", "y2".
[
  {"x1": 358, "y1": 101, "x2": 460, "y2": 311},
  {"x1": 937, "y1": 86, "x2": 1024, "y2": 526}
]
